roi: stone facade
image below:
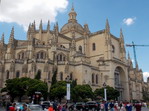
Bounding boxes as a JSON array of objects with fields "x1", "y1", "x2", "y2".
[{"x1": 0, "y1": 6, "x2": 148, "y2": 101}]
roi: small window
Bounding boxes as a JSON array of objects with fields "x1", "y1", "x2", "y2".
[
  {"x1": 92, "y1": 43, "x2": 96, "y2": 51},
  {"x1": 16, "y1": 71, "x2": 20, "y2": 78},
  {"x1": 96, "y1": 74, "x2": 98, "y2": 84},
  {"x1": 92, "y1": 73, "x2": 94, "y2": 83},
  {"x1": 41, "y1": 52, "x2": 44, "y2": 59},
  {"x1": 48, "y1": 71, "x2": 50, "y2": 80},
  {"x1": 112, "y1": 45, "x2": 115, "y2": 53},
  {"x1": 60, "y1": 72, "x2": 63, "y2": 81},
  {"x1": 70, "y1": 73, "x2": 73, "y2": 80},
  {"x1": 79, "y1": 46, "x2": 82, "y2": 53},
  {"x1": 22, "y1": 53, "x2": 24, "y2": 59},
  {"x1": 6, "y1": 70, "x2": 9, "y2": 79}
]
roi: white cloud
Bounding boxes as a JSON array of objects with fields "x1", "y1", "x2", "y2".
[
  {"x1": 143, "y1": 72, "x2": 149, "y2": 82},
  {"x1": 0, "y1": 0, "x2": 68, "y2": 30},
  {"x1": 123, "y1": 17, "x2": 136, "y2": 26}
]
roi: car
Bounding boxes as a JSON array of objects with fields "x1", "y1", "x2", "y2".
[
  {"x1": 68, "y1": 103, "x2": 76, "y2": 111},
  {"x1": 28, "y1": 104, "x2": 43, "y2": 111},
  {"x1": 75, "y1": 102, "x2": 86, "y2": 110},
  {"x1": 41, "y1": 101, "x2": 51, "y2": 110},
  {"x1": 85, "y1": 101, "x2": 99, "y2": 111},
  {"x1": 15, "y1": 102, "x2": 26, "y2": 111}
]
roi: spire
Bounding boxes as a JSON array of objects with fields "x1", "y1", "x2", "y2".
[
  {"x1": 9, "y1": 27, "x2": 14, "y2": 43},
  {"x1": 84, "y1": 24, "x2": 90, "y2": 34},
  {"x1": 33, "y1": 20, "x2": 36, "y2": 30},
  {"x1": 120, "y1": 28, "x2": 124, "y2": 43},
  {"x1": 1, "y1": 33, "x2": 4, "y2": 44},
  {"x1": 47, "y1": 20, "x2": 50, "y2": 31},
  {"x1": 68, "y1": 3, "x2": 77, "y2": 23},
  {"x1": 128, "y1": 52, "x2": 131, "y2": 60},
  {"x1": 39, "y1": 20, "x2": 42, "y2": 31},
  {"x1": 105, "y1": 19, "x2": 110, "y2": 33}
]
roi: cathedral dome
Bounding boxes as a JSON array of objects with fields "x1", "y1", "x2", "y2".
[
  {"x1": 60, "y1": 5, "x2": 84, "y2": 34},
  {"x1": 60, "y1": 22, "x2": 84, "y2": 34}
]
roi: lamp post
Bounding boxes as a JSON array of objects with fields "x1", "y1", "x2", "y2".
[
  {"x1": 65, "y1": 75, "x2": 71, "y2": 102},
  {"x1": 103, "y1": 82, "x2": 107, "y2": 101}
]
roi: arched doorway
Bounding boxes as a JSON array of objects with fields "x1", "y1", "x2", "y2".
[{"x1": 114, "y1": 66, "x2": 126, "y2": 101}]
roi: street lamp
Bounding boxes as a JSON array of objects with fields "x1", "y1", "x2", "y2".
[
  {"x1": 65, "y1": 75, "x2": 71, "y2": 102},
  {"x1": 103, "y1": 82, "x2": 107, "y2": 101}
]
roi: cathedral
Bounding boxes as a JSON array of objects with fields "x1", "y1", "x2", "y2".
[{"x1": 0, "y1": 6, "x2": 149, "y2": 101}]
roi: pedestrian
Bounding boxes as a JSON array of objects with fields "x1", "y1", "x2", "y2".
[
  {"x1": 104, "y1": 101, "x2": 109, "y2": 111},
  {"x1": 58, "y1": 104, "x2": 62, "y2": 111},
  {"x1": 6, "y1": 102, "x2": 11, "y2": 111},
  {"x1": 62, "y1": 105, "x2": 66, "y2": 111},
  {"x1": 135, "y1": 102, "x2": 142, "y2": 111},
  {"x1": 100, "y1": 101, "x2": 105, "y2": 111},
  {"x1": 9, "y1": 103, "x2": 16, "y2": 111},
  {"x1": 125, "y1": 102, "x2": 132, "y2": 111},
  {"x1": 22, "y1": 104, "x2": 31, "y2": 111},
  {"x1": 109, "y1": 100, "x2": 114, "y2": 111},
  {"x1": 48, "y1": 103, "x2": 54, "y2": 111}
]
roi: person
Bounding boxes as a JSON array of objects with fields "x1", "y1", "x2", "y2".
[
  {"x1": 135, "y1": 102, "x2": 142, "y2": 111},
  {"x1": 109, "y1": 101, "x2": 114, "y2": 111},
  {"x1": 104, "y1": 101, "x2": 109, "y2": 111},
  {"x1": 6, "y1": 102, "x2": 11, "y2": 111},
  {"x1": 48, "y1": 103, "x2": 54, "y2": 111},
  {"x1": 9, "y1": 103, "x2": 16, "y2": 111},
  {"x1": 22, "y1": 104, "x2": 31, "y2": 111},
  {"x1": 100, "y1": 101, "x2": 105, "y2": 111},
  {"x1": 58, "y1": 104, "x2": 62, "y2": 111},
  {"x1": 125, "y1": 102, "x2": 132, "y2": 111}
]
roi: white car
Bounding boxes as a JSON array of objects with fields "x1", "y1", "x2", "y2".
[{"x1": 28, "y1": 104, "x2": 43, "y2": 111}]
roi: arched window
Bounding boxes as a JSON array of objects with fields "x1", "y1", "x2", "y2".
[
  {"x1": 22, "y1": 53, "x2": 24, "y2": 59},
  {"x1": 79, "y1": 46, "x2": 82, "y2": 53},
  {"x1": 92, "y1": 73, "x2": 94, "y2": 83},
  {"x1": 70, "y1": 73, "x2": 73, "y2": 80},
  {"x1": 48, "y1": 71, "x2": 50, "y2": 80},
  {"x1": 6, "y1": 70, "x2": 9, "y2": 79},
  {"x1": 92, "y1": 43, "x2": 96, "y2": 51},
  {"x1": 41, "y1": 52, "x2": 43, "y2": 59},
  {"x1": 60, "y1": 72, "x2": 63, "y2": 81},
  {"x1": 96, "y1": 74, "x2": 98, "y2": 84},
  {"x1": 112, "y1": 45, "x2": 115, "y2": 53},
  {"x1": 36, "y1": 70, "x2": 41, "y2": 79},
  {"x1": 60, "y1": 55, "x2": 62, "y2": 61},
  {"x1": 16, "y1": 71, "x2": 20, "y2": 78},
  {"x1": 37, "y1": 53, "x2": 40, "y2": 59},
  {"x1": 57, "y1": 53, "x2": 66, "y2": 61}
]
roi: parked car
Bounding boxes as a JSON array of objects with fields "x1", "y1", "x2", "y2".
[
  {"x1": 28, "y1": 104, "x2": 43, "y2": 111},
  {"x1": 85, "y1": 101, "x2": 99, "y2": 111},
  {"x1": 41, "y1": 101, "x2": 51, "y2": 110},
  {"x1": 75, "y1": 102, "x2": 86, "y2": 110},
  {"x1": 68, "y1": 103, "x2": 76, "y2": 111}
]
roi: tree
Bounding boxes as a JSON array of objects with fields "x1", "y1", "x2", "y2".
[
  {"x1": 73, "y1": 84, "x2": 93, "y2": 102},
  {"x1": 94, "y1": 86, "x2": 120, "y2": 100},
  {"x1": 2, "y1": 77, "x2": 48, "y2": 102},
  {"x1": 50, "y1": 81, "x2": 66, "y2": 102}
]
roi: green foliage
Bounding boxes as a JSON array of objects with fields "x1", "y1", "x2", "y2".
[
  {"x1": 72, "y1": 84, "x2": 93, "y2": 102},
  {"x1": 3, "y1": 77, "x2": 48, "y2": 102},
  {"x1": 50, "y1": 81, "x2": 66, "y2": 101},
  {"x1": 94, "y1": 86, "x2": 120, "y2": 100}
]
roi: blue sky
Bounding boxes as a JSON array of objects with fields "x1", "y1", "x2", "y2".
[{"x1": 0, "y1": 0, "x2": 149, "y2": 81}]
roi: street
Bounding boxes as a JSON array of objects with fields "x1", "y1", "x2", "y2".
[{"x1": 0, "y1": 106, "x2": 149, "y2": 111}]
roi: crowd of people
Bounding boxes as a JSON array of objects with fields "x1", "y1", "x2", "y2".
[{"x1": 1, "y1": 100, "x2": 148, "y2": 111}]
